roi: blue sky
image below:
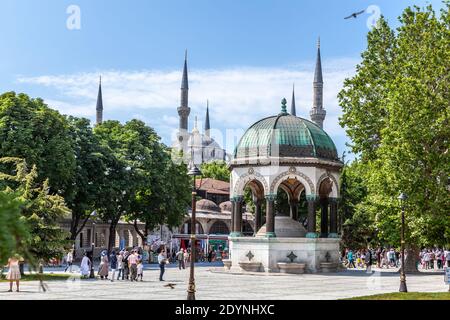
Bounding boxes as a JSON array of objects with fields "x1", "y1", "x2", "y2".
[{"x1": 0, "y1": 0, "x2": 444, "y2": 159}]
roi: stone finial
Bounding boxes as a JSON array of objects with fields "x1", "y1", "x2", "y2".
[{"x1": 281, "y1": 98, "x2": 288, "y2": 114}]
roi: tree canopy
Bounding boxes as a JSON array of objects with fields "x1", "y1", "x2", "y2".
[
  {"x1": 338, "y1": 4, "x2": 450, "y2": 254},
  {"x1": 0, "y1": 92, "x2": 193, "y2": 258},
  {"x1": 0, "y1": 158, "x2": 70, "y2": 262},
  {"x1": 200, "y1": 161, "x2": 230, "y2": 182},
  {"x1": 0, "y1": 92, "x2": 75, "y2": 192}
]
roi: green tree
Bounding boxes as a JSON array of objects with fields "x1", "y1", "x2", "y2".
[
  {"x1": 339, "y1": 160, "x2": 371, "y2": 249},
  {"x1": 0, "y1": 158, "x2": 70, "y2": 263},
  {"x1": 0, "y1": 92, "x2": 75, "y2": 192},
  {"x1": 338, "y1": 4, "x2": 450, "y2": 272},
  {"x1": 0, "y1": 191, "x2": 29, "y2": 265},
  {"x1": 118, "y1": 122, "x2": 191, "y2": 245},
  {"x1": 63, "y1": 117, "x2": 107, "y2": 241},
  {"x1": 93, "y1": 120, "x2": 139, "y2": 253},
  {"x1": 200, "y1": 161, "x2": 230, "y2": 182}
]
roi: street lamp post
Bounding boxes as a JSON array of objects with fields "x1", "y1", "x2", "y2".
[
  {"x1": 398, "y1": 192, "x2": 408, "y2": 293},
  {"x1": 187, "y1": 163, "x2": 202, "y2": 301},
  {"x1": 89, "y1": 221, "x2": 96, "y2": 279}
]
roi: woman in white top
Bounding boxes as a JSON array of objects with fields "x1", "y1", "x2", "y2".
[
  {"x1": 6, "y1": 255, "x2": 21, "y2": 292},
  {"x1": 116, "y1": 251, "x2": 124, "y2": 280},
  {"x1": 80, "y1": 252, "x2": 91, "y2": 278}
]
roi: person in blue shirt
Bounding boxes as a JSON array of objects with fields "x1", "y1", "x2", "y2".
[{"x1": 347, "y1": 250, "x2": 356, "y2": 268}]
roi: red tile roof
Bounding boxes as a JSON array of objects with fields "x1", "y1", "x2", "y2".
[{"x1": 195, "y1": 178, "x2": 230, "y2": 195}]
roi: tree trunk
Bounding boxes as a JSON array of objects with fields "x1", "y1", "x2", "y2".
[
  {"x1": 70, "y1": 212, "x2": 90, "y2": 241},
  {"x1": 70, "y1": 213, "x2": 81, "y2": 240},
  {"x1": 134, "y1": 220, "x2": 147, "y2": 245},
  {"x1": 107, "y1": 220, "x2": 118, "y2": 254},
  {"x1": 404, "y1": 245, "x2": 420, "y2": 274}
]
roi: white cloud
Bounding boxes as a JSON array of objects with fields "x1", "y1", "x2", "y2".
[{"x1": 17, "y1": 58, "x2": 359, "y2": 155}]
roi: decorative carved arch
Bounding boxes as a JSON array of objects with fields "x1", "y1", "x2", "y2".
[
  {"x1": 232, "y1": 168, "x2": 269, "y2": 197},
  {"x1": 208, "y1": 220, "x2": 230, "y2": 235},
  {"x1": 270, "y1": 169, "x2": 315, "y2": 196},
  {"x1": 317, "y1": 171, "x2": 339, "y2": 198}
]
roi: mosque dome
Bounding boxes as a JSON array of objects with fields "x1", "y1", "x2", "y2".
[
  {"x1": 219, "y1": 201, "x2": 232, "y2": 212},
  {"x1": 196, "y1": 199, "x2": 221, "y2": 213},
  {"x1": 234, "y1": 99, "x2": 339, "y2": 161}
]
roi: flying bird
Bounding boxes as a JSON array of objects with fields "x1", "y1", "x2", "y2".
[
  {"x1": 344, "y1": 10, "x2": 366, "y2": 19},
  {"x1": 164, "y1": 283, "x2": 177, "y2": 289}
]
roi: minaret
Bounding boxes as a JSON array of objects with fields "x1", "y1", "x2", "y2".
[
  {"x1": 205, "y1": 100, "x2": 211, "y2": 138},
  {"x1": 291, "y1": 84, "x2": 296, "y2": 116},
  {"x1": 310, "y1": 38, "x2": 326, "y2": 128},
  {"x1": 96, "y1": 76, "x2": 103, "y2": 125},
  {"x1": 177, "y1": 50, "x2": 191, "y2": 140}
]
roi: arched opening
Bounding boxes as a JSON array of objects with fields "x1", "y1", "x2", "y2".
[
  {"x1": 276, "y1": 177, "x2": 306, "y2": 222},
  {"x1": 269, "y1": 177, "x2": 308, "y2": 237},
  {"x1": 209, "y1": 220, "x2": 230, "y2": 235},
  {"x1": 242, "y1": 220, "x2": 254, "y2": 236},
  {"x1": 317, "y1": 177, "x2": 338, "y2": 238},
  {"x1": 239, "y1": 179, "x2": 265, "y2": 236},
  {"x1": 181, "y1": 221, "x2": 204, "y2": 235}
]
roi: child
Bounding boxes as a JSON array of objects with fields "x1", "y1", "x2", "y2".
[{"x1": 137, "y1": 260, "x2": 143, "y2": 281}]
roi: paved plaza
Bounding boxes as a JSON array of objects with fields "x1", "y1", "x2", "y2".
[{"x1": 0, "y1": 265, "x2": 447, "y2": 300}]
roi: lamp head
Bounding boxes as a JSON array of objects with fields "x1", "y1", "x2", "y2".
[
  {"x1": 398, "y1": 193, "x2": 408, "y2": 201},
  {"x1": 188, "y1": 165, "x2": 202, "y2": 177}
]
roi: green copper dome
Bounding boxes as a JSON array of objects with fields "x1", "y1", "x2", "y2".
[{"x1": 234, "y1": 113, "x2": 339, "y2": 161}]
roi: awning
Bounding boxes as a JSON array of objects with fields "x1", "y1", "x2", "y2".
[{"x1": 171, "y1": 233, "x2": 229, "y2": 241}]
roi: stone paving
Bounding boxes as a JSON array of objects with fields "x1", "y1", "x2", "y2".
[{"x1": 0, "y1": 266, "x2": 447, "y2": 300}]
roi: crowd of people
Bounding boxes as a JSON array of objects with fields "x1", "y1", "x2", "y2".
[
  {"x1": 78, "y1": 248, "x2": 156, "y2": 281},
  {"x1": 342, "y1": 247, "x2": 450, "y2": 271},
  {"x1": 419, "y1": 248, "x2": 449, "y2": 270}
]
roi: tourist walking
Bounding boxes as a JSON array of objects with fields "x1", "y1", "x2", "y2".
[
  {"x1": 347, "y1": 250, "x2": 356, "y2": 268},
  {"x1": 207, "y1": 248, "x2": 213, "y2": 263},
  {"x1": 80, "y1": 252, "x2": 91, "y2": 278},
  {"x1": 445, "y1": 249, "x2": 450, "y2": 267},
  {"x1": 64, "y1": 250, "x2": 74, "y2": 273},
  {"x1": 423, "y1": 250, "x2": 431, "y2": 270},
  {"x1": 128, "y1": 249, "x2": 139, "y2": 282},
  {"x1": 388, "y1": 248, "x2": 396, "y2": 267},
  {"x1": 122, "y1": 249, "x2": 130, "y2": 280},
  {"x1": 116, "y1": 251, "x2": 124, "y2": 280},
  {"x1": 98, "y1": 250, "x2": 109, "y2": 280},
  {"x1": 158, "y1": 250, "x2": 168, "y2": 281},
  {"x1": 376, "y1": 248, "x2": 382, "y2": 268},
  {"x1": 137, "y1": 260, "x2": 144, "y2": 281},
  {"x1": 177, "y1": 249, "x2": 185, "y2": 270},
  {"x1": 365, "y1": 249, "x2": 372, "y2": 273},
  {"x1": 109, "y1": 250, "x2": 117, "y2": 282},
  {"x1": 5, "y1": 255, "x2": 21, "y2": 292}
]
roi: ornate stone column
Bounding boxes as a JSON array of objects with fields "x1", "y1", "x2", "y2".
[
  {"x1": 329, "y1": 197, "x2": 339, "y2": 238},
  {"x1": 320, "y1": 198, "x2": 329, "y2": 238},
  {"x1": 306, "y1": 195, "x2": 318, "y2": 238},
  {"x1": 265, "y1": 194, "x2": 276, "y2": 238},
  {"x1": 289, "y1": 199, "x2": 299, "y2": 221},
  {"x1": 230, "y1": 199, "x2": 235, "y2": 235},
  {"x1": 231, "y1": 196, "x2": 243, "y2": 237},
  {"x1": 254, "y1": 199, "x2": 263, "y2": 233}
]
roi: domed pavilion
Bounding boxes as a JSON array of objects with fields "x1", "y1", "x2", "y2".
[{"x1": 227, "y1": 42, "x2": 344, "y2": 273}]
